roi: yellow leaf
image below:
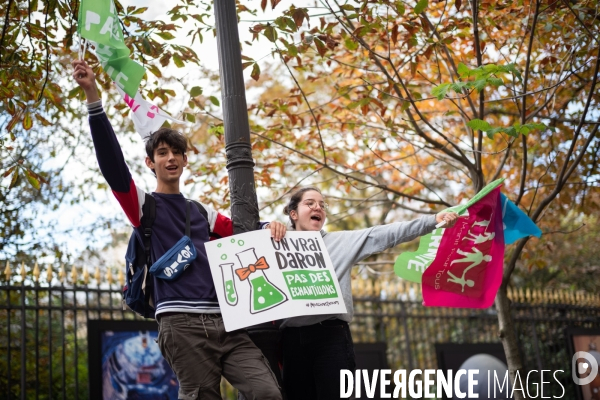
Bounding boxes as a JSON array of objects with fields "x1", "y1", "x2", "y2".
[
  {"x1": 9, "y1": 168, "x2": 19, "y2": 189},
  {"x1": 173, "y1": 53, "x2": 184, "y2": 68},
  {"x1": 156, "y1": 32, "x2": 176, "y2": 40},
  {"x1": 35, "y1": 113, "x2": 51, "y2": 126},
  {"x1": 251, "y1": 63, "x2": 261, "y2": 81},
  {"x1": 6, "y1": 112, "x2": 21, "y2": 132},
  {"x1": 26, "y1": 169, "x2": 41, "y2": 190},
  {"x1": 148, "y1": 65, "x2": 162, "y2": 77}
]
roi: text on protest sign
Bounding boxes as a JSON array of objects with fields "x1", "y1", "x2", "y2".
[{"x1": 205, "y1": 230, "x2": 347, "y2": 331}]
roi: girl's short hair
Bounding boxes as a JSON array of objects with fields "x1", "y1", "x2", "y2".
[{"x1": 283, "y1": 187, "x2": 323, "y2": 228}]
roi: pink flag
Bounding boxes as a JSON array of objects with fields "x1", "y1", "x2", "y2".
[
  {"x1": 422, "y1": 186, "x2": 504, "y2": 308},
  {"x1": 115, "y1": 86, "x2": 184, "y2": 140}
]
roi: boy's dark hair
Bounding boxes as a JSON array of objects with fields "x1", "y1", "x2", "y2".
[
  {"x1": 145, "y1": 128, "x2": 187, "y2": 161},
  {"x1": 283, "y1": 187, "x2": 323, "y2": 228}
]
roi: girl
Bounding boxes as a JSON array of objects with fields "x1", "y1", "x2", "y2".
[{"x1": 280, "y1": 187, "x2": 458, "y2": 399}]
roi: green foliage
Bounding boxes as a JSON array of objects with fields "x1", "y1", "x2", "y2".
[
  {"x1": 432, "y1": 62, "x2": 520, "y2": 100},
  {"x1": 467, "y1": 119, "x2": 549, "y2": 138},
  {"x1": 209, "y1": 96, "x2": 220, "y2": 106},
  {"x1": 190, "y1": 86, "x2": 203, "y2": 97},
  {"x1": 0, "y1": 0, "x2": 216, "y2": 261},
  {"x1": 0, "y1": 120, "x2": 92, "y2": 261},
  {"x1": 208, "y1": 124, "x2": 225, "y2": 136},
  {"x1": 466, "y1": 118, "x2": 493, "y2": 132},
  {"x1": 414, "y1": 0, "x2": 428, "y2": 15}
]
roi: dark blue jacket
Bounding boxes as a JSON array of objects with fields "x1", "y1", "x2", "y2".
[{"x1": 88, "y1": 103, "x2": 235, "y2": 315}]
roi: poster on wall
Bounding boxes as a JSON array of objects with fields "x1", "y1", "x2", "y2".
[
  {"x1": 205, "y1": 230, "x2": 347, "y2": 331},
  {"x1": 88, "y1": 320, "x2": 178, "y2": 399}
]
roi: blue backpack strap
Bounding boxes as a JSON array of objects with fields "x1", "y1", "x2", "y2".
[
  {"x1": 139, "y1": 196, "x2": 209, "y2": 258},
  {"x1": 141, "y1": 193, "x2": 156, "y2": 253},
  {"x1": 190, "y1": 200, "x2": 221, "y2": 239},
  {"x1": 140, "y1": 193, "x2": 156, "y2": 318}
]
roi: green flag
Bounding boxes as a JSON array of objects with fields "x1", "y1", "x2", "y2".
[
  {"x1": 451, "y1": 178, "x2": 505, "y2": 215},
  {"x1": 394, "y1": 178, "x2": 505, "y2": 283},
  {"x1": 393, "y1": 228, "x2": 445, "y2": 283},
  {"x1": 77, "y1": 0, "x2": 145, "y2": 97}
]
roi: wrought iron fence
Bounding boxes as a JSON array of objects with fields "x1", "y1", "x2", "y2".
[{"x1": 1, "y1": 260, "x2": 599, "y2": 399}]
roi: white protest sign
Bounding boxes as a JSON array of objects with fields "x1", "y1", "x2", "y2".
[{"x1": 205, "y1": 230, "x2": 347, "y2": 332}]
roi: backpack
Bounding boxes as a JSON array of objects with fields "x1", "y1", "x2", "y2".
[{"x1": 122, "y1": 193, "x2": 218, "y2": 318}]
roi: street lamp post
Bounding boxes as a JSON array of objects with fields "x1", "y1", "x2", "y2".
[
  {"x1": 213, "y1": 0, "x2": 259, "y2": 234},
  {"x1": 213, "y1": 0, "x2": 284, "y2": 397}
]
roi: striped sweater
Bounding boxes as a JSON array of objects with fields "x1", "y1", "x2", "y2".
[{"x1": 87, "y1": 101, "x2": 234, "y2": 316}]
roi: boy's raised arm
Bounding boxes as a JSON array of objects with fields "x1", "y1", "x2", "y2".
[
  {"x1": 72, "y1": 60, "x2": 100, "y2": 103},
  {"x1": 72, "y1": 60, "x2": 143, "y2": 227}
]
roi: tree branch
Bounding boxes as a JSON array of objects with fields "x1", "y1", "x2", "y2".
[
  {"x1": 259, "y1": 167, "x2": 324, "y2": 211},
  {"x1": 490, "y1": 137, "x2": 517, "y2": 182},
  {"x1": 543, "y1": 223, "x2": 586, "y2": 235},
  {"x1": 325, "y1": 0, "x2": 476, "y2": 176},
  {"x1": 527, "y1": 45, "x2": 600, "y2": 223},
  {"x1": 251, "y1": 129, "x2": 451, "y2": 206},
  {"x1": 421, "y1": 14, "x2": 478, "y2": 117},
  {"x1": 487, "y1": 110, "x2": 600, "y2": 126},
  {"x1": 0, "y1": 0, "x2": 15, "y2": 65},
  {"x1": 38, "y1": 0, "x2": 51, "y2": 103},
  {"x1": 560, "y1": 0, "x2": 600, "y2": 45},
  {"x1": 515, "y1": 0, "x2": 541, "y2": 206},
  {"x1": 470, "y1": 0, "x2": 484, "y2": 178},
  {"x1": 366, "y1": 144, "x2": 448, "y2": 204},
  {"x1": 562, "y1": 123, "x2": 600, "y2": 188},
  {"x1": 275, "y1": 47, "x2": 328, "y2": 165},
  {"x1": 554, "y1": 67, "x2": 600, "y2": 191}
]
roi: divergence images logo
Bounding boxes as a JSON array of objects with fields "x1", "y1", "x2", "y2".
[{"x1": 572, "y1": 351, "x2": 599, "y2": 386}]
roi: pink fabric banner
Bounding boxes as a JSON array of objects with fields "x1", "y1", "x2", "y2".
[
  {"x1": 115, "y1": 86, "x2": 184, "y2": 140},
  {"x1": 422, "y1": 186, "x2": 505, "y2": 308}
]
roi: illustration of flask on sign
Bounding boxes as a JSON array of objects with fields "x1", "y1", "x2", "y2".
[
  {"x1": 235, "y1": 248, "x2": 287, "y2": 313},
  {"x1": 219, "y1": 263, "x2": 238, "y2": 306}
]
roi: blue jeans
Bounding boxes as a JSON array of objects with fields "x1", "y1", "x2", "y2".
[{"x1": 282, "y1": 320, "x2": 356, "y2": 400}]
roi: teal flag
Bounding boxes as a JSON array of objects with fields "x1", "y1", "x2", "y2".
[
  {"x1": 77, "y1": 0, "x2": 145, "y2": 97},
  {"x1": 394, "y1": 179, "x2": 505, "y2": 283},
  {"x1": 501, "y1": 193, "x2": 542, "y2": 244}
]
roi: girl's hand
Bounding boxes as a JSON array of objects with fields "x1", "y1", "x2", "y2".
[
  {"x1": 267, "y1": 221, "x2": 287, "y2": 242},
  {"x1": 435, "y1": 212, "x2": 459, "y2": 228}
]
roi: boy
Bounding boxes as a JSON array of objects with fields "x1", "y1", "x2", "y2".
[{"x1": 72, "y1": 60, "x2": 283, "y2": 400}]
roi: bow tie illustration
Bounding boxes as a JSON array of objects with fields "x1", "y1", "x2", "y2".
[{"x1": 235, "y1": 256, "x2": 270, "y2": 281}]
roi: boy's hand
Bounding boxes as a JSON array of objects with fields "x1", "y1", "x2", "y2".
[
  {"x1": 71, "y1": 60, "x2": 100, "y2": 103},
  {"x1": 267, "y1": 221, "x2": 287, "y2": 242},
  {"x1": 435, "y1": 212, "x2": 459, "y2": 228}
]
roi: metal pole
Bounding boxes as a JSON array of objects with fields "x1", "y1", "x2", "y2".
[
  {"x1": 213, "y1": 2, "x2": 284, "y2": 397},
  {"x1": 214, "y1": 0, "x2": 259, "y2": 234},
  {"x1": 21, "y1": 283, "x2": 26, "y2": 400}
]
